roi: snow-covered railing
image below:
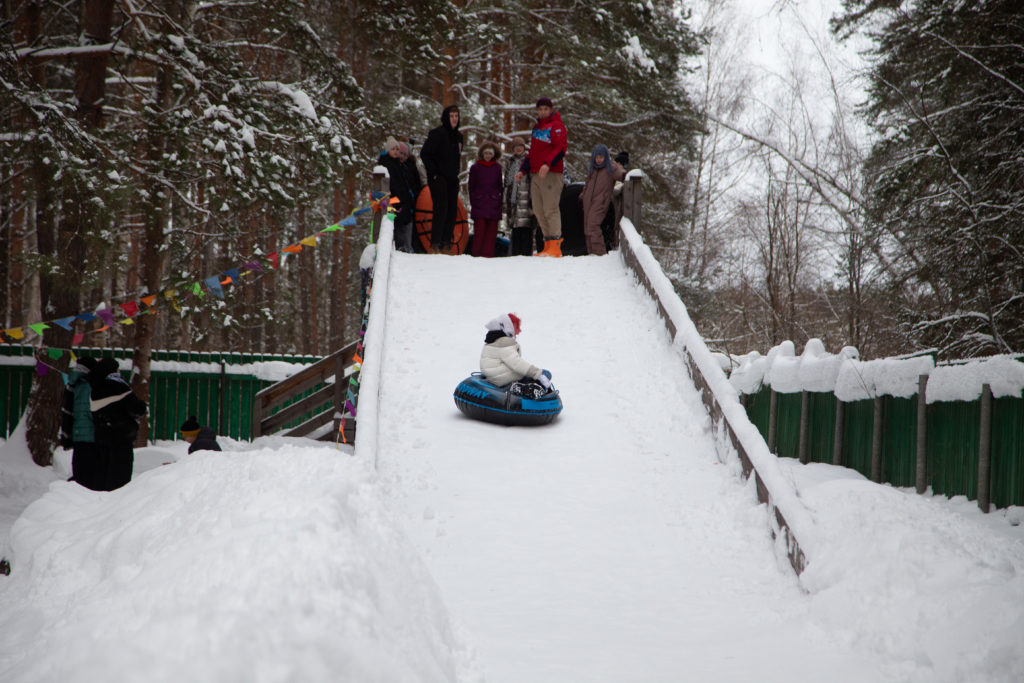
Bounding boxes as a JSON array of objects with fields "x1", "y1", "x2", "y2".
[
  {"x1": 616, "y1": 218, "x2": 812, "y2": 576},
  {"x1": 353, "y1": 213, "x2": 395, "y2": 466}
]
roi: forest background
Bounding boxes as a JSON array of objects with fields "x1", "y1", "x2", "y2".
[{"x1": 2, "y1": 0, "x2": 1022, "y2": 461}]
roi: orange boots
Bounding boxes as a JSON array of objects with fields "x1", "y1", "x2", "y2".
[{"x1": 536, "y1": 238, "x2": 563, "y2": 257}]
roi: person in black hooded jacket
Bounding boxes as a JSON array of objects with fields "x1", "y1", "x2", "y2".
[
  {"x1": 419, "y1": 104, "x2": 463, "y2": 252},
  {"x1": 180, "y1": 416, "x2": 222, "y2": 454},
  {"x1": 88, "y1": 357, "x2": 147, "y2": 490}
]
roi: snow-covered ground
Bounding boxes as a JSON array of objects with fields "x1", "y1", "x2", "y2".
[{"x1": 1, "y1": 251, "x2": 1022, "y2": 682}]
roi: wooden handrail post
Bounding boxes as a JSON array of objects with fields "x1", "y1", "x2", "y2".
[
  {"x1": 915, "y1": 374, "x2": 928, "y2": 494},
  {"x1": 978, "y1": 383, "x2": 993, "y2": 513},
  {"x1": 767, "y1": 388, "x2": 779, "y2": 453},
  {"x1": 621, "y1": 171, "x2": 643, "y2": 228},
  {"x1": 372, "y1": 169, "x2": 388, "y2": 239}
]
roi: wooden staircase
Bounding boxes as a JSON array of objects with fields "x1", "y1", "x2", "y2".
[{"x1": 251, "y1": 339, "x2": 359, "y2": 443}]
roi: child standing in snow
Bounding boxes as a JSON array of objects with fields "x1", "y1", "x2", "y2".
[
  {"x1": 480, "y1": 313, "x2": 553, "y2": 390},
  {"x1": 468, "y1": 141, "x2": 504, "y2": 257}
]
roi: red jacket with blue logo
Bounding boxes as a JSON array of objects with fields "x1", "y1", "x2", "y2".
[{"x1": 521, "y1": 111, "x2": 568, "y2": 175}]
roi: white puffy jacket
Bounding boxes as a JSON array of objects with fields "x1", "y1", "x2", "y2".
[{"x1": 479, "y1": 336, "x2": 542, "y2": 387}]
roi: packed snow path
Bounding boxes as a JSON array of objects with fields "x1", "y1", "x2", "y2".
[{"x1": 375, "y1": 253, "x2": 891, "y2": 682}]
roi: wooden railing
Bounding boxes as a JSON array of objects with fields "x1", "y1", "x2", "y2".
[{"x1": 251, "y1": 339, "x2": 359, "y2": 443}]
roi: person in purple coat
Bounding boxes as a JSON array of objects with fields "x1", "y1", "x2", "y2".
[{"x1": 468, "y1": 141, "x2": 504, "y2": 257}]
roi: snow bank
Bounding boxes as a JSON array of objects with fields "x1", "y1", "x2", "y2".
[
  {"x1": 0, "y1": 439, "x2": 469, "y2": 682},
  {"x1": 0, "y1": 355, "x2": 312, "y2": 382},
  {"x1": 926, "y1": 355, "x2": 1024, "y2": 403},
  {"x1": 784, "y1": 460, "x2": 1024, "y2": 682}
]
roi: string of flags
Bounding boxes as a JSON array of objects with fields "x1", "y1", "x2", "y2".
[{"x1": 4, "y1": 192, "x2": 394, "y2": 373}]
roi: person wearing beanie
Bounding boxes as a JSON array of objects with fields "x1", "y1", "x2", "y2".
[
  {"x1": 60, "y1": 356, "x2": 103, "y2": 489},
  {"x1": 180, "y1": 416, "x2": 222, "y2": 454},
  {"x1": 514, "y1": 97, "x2": 569, "y2": 257},
  {"x1": 419, "y1": 104, "x2": 464, "y2": 253},
  {"x1": 468, "y1": 141, "x2": 504, "y2": 257},
  {"x1": 580, "y1": 143, "x2": 626, "y2": 256},
  {"x1": 479, "y1": 313, "x2": 553, "y2": 390},
  {"x1": 503, "y1": 136, "x2": 535, "y2": 256}
]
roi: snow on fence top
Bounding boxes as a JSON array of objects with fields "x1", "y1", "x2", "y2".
[
  {"x1": 728, "y1": 341, "x2": 1024, "y2": 403},
  {"x1": 926, "y1": 355, "x2": 1024, "y2": 403}
]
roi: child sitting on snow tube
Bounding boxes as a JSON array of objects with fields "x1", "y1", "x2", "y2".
[{"x1": 480, "y1": 312, "x2": 552, "y2": 391}]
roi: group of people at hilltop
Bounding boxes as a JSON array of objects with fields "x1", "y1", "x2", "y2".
[{"x1": 381, "y1": 96, "x2": 628, "y2": 258}]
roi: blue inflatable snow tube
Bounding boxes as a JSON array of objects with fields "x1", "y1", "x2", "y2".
[{"x1": 453, "y1": 373, "x2": 562, "y2": 426}]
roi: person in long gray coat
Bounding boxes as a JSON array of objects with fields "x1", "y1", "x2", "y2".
[{"x1": 580, "y1": 143, "x2": 626, "y2": 255}]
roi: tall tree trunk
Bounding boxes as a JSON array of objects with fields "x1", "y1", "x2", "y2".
[
  {"x1": 131, "y1": 59, "x2": 174, "y2": 445},
  {"x1": 24, "y1": 0, "x2": 114, "y2": 466}
]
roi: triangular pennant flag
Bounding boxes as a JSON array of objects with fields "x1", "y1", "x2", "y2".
[
  {"x1": 29, "y1": 322, "x2": 50, "y2": 336},
  {"x1": 340, "y1": 216, "x2": 357, "y2": 226},
  {"x1": 282, "y1": 244, "x2": 302, "y2": 253},
  {"x1": 300, "y1": 236, "x2": 317, "y2": 247},
  {"x1": 164, "y1": 289, "x2": 181, "y2": 312},
  {"x1": 76, "y1": 312, "x2": 98, "y2": 322},
  {"x1": 96, "y1": 308, "x2": 115, "y2": 326},
  {"x1": 204, "y1": 276, "x2": 224, "y2": 299},
  {"x1": 389, "y1": 196, "x2": 401, "y2": 204},
  {"x1": 370, "y1": 191, "x2": 387, "y2": 201},
  {"x1": 95, "y1": 325, "x2": 110, "y2": 332},
  {"x1": 36, "y1": 362, "x2": 48, "y2": 376},
  {"x1": 192, "y1": 282, "x2": 206, "y2": 299},
  {"x1": 267, "y1": 253, "x2": 280, "y2": 269},
  {"x1": 4, "y1": 328, "x2": 25, "y2": 340},
  {"x1": 344, "y1": 400, "x2": 357, "y2": 417},
  {"x1": 119, "y1": 318, "x2": 134, "y2": 325},
  {"x1": 352, "y1": 353, "x2": 363, "y2": 365},
  {"x1": 352, "y1": 206, "x2": 371, "y2": 217},
  {"x1": 224, "y1": 268, "x2": 240, "y2": 283},
  {"x1": 244, "y1": 260, "x2": 263, "y2": 272},
  {"x1": 346, "y1": 388, "x2": 357, "y2": 402},
  {"x1": 47, "y1": 347, "x2": 63, "y2": 360},
  {"x1": 54, "y1": 316, "x2": 76, "y2": 331},
  {"x1": 220, "y1": 276, "x2": 232, "y2": 285},
  {"x1": 141, "y1": 295, "x2": 157, "y2": 307},
  {"x1": 119, "y1": 301, "x2": 139, "y2": 318},
  {"x1": 72, "y1": 333, "x2": 84, "y2": 345},
  {"x1": 323, "y1": 224, "x2": 342, "y2": 232}
]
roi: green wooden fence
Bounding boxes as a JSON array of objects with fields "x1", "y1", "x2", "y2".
[
  {"x1": 0, "y1": 345, "x2": 322, "y2": 443},
  {"x1": 742, "y1": 385, "x2": 1024, "y2": 509}
]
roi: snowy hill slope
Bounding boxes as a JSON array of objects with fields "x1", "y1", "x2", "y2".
[{"x1": 373, "y1": 252, "x2": 896, "y2": 682}]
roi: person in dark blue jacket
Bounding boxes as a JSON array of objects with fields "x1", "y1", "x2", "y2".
[{"x1": 180, "y1": 416, "x2": 222, "y2": 454}]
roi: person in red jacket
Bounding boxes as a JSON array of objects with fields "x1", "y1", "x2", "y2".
[{"x1": 515, "y1": 97, "x2": 568, "y2": 257}]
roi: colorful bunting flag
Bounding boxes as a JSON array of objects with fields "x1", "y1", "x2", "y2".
[
  {"x1": 29, "y1": 322, "x2": 50, "y2": 336},
  {"x1": 141, "y1": 295, "x2": 157, "y2": 307},
  {"x1": 267, "y1": 253, "x2": 280, "y2": 269},
  {"x1": 47, "y1": 347, "x2": 63, "y2": 360},
  {"x1": 204, "y1": 276, "x2": 224, "y2": 299},
  {"x1": 76, "y1": 312, "x2": 98, "y2": 322},
  {"x1": 119, "y1": 301, "x2": 139, "y2": 318},
  {"x1": 54, "y1": 317, "x2": 76, "y2": 331},
  {"x1": 97, "y1": 309, "x2": 115, "y2": 326},
  {"x1": 282, "y1": 244, "x2": 303, "y2": 254},
  {"x1": 164, "y1": 289, "x2": 181, "y2": 312},
  {"x1": 224, "y1": 268, "x2": 240, "y2": 283},
  {"x1": 36, "y1": 362, "x2": 48, "y2": 376},
  {"x1": 4, "y1": 328, "x2": 25, "y2": 340},
  {"x1": 73, "y1": 333, "x2": 84, "y2": 345},
  {"x1": 300, "y1": 236, "x2": 317, "y2": 247}
]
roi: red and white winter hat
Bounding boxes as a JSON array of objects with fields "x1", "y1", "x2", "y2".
[{"x1": 486, "y1": 312, "x2": 522, "y2": 337}]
